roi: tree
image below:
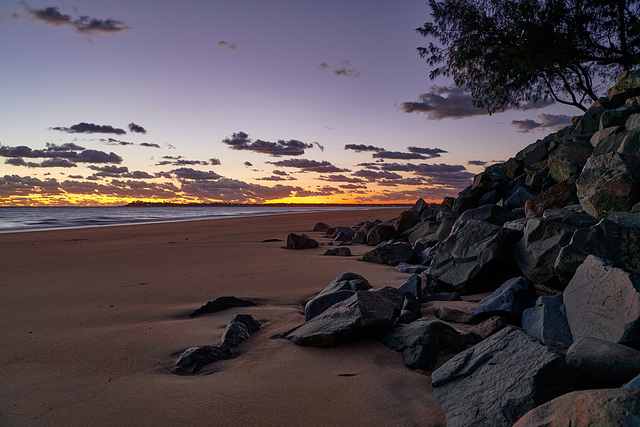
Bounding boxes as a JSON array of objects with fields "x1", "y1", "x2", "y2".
[{"x1": 417, "y1": 0, "x2": 640, "y2": 112}]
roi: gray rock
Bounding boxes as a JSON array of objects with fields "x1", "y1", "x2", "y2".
[
  {"x1": 452, "y1": 203, "x2": 523, "y2": 230},
  {"x1": 434, "y1": 218, "x2": 453, "y2": 242},
  {"x1": 366, "y1": 224, "x2": 397, "y2": 246},
  {"x1": 542, "y1": 206, "x2": 598, "y2": 228},
  {"x1": 432, "y1": 326, "x2": 576, "y2": 427},
  {"x1": 563, "y1": 255, "x2": 640, "y2": 348},
  {"x1": 304, "y1": 290, "x2": 355, "y2": 321},
  {"x1": 466, "y1": 316, "x2": 508, "y2": 342},
  {"x1": 313, "y1": 222, "x2": 331, "y2": 232},
  {"x1": 566, "y1": 337, "x2": 640, "y2": 388},
  {"x1": 501, "y1": 187, "x2": 534, "y2": 209},
  {"x1": 427, "y1": 219, "x2": 523, "y2": 295},
  {"x1": 555, "y1": 217, "x2": 640, "y2": 283},
  {"x1": 395, "y1": 262, "x2": 428, "y2": 274},
  {"x1": 513, "y1": 388, "x2": 640, "y2": 427},
  {"x1": 624, "y1": 373, "x2": 640, "y2": 389},
  {"x1": 360, "y1": 241, "x2": 414, "y2": 267},
  {"x1": 220, "y1": 314, "x2": 261, "y2": 348},
  {"x1": 284, "y1": 287, "x2": 405, "y2": 348},
  {"x1": 379, "y1": 317, "x2": 466, "y2": 370},
  {"x1": 524, "y1": 178, "x2": 579, "y2": 217},
  {"x1": 576, "y1": 152, "x2": 640, "y2": 219},
  {"x1": 407, "y1": 221, "x2": 440, "y2": 244},
  {"x1": 434, "y1": 306, "x2": 478, "y2": 324},
  {"x1": 516, "y1": 139, "x2": 549, "y2": 166},
  {"x1": 522, "y1": 295, "x2": 573, "y2": 350},
  {"x1": 548, "y1": 139, "x2": 593, "y2": 183},
  {"x1": 286, "y1": 233, "x2": 319, "y2": 249},
  {"x1": 323, "y1": 247, "x2": 352, "y2": 256},
  {"x1": 424, "y1": 292, "x2": 462, "y2": 302},
  {"x1": 470, "y1": 276, "x2": 537, "y2": 324},
  {"x1": 408, "y1": 198, "x2": 428, "y2": 216},
  {"x1": 316, "y1": 272, "x2": 372, "y2": 297},
  {"x1": 513, "y1": 217, "x2": 577, "y2": 285},
  {"x1": 332, "y1": 226, "x2": 355, "y2": 242},
  {"x1": 398, "y1": 273, "x2": 421, "y2": 301},
  {"x1": 503, "y1": 217, "x2": 530, "y2": 232},
  {"x1": 395, "y1": 210, "x2": 421, "y2": 234}
]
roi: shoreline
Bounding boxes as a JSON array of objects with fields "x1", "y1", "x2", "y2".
[{"x1": 0, "y1": 208, "x2": 446, "y2": 426}]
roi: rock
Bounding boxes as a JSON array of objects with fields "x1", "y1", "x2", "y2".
[
  {"x1": 286, "y1": 233, "x2": 319, "y2": 249},
  {"x1": 624, "y1": 373, "x2": 640, "y2": 389},
  {"x1": 542, "y1": 206, "x2": 598, "y2": 228},
  {"x1": 427, "y1": 219, "x2": 523, "y2": 295},
  {"x1": 401, "y1": 296, "x2": 422, "y2": 321},
  {"x1": 574, "y1": 104, "x2": 606, "y2": 136},
  {"x1": 398, "y1": 273, "x2": 421, "y2": 301},
  {"x1": 407, "y1": 221, "x2": 440, "y2": 244},
  {"x1": 452, "y1": 203, "x2": 523, "y2": 229},
  {"x1": 566, "y1": 337, "x2": 640, "y2": 388},
  {"x1": 313, "y1": 222, "x2": 331, "y2": 232},
  {"x1": 284, "y1": 287, "x2": 405, "y2": 347},
  {"x1": 555, "y1": 217, "x2": 640, "y2": 283},
  {"x1": 563, "y1": 255, "x2": 640, "y2": 348},
  {"x1": 424, "y1": 292, "x2": 462, "y2": 302},
  {"x1": 501, "y1": 157, "x2": 525, "y2": 180},
  {"x1": 360, "y1": 241, "x2": 414, "y2": 266},
  {"x1": 316, "y1": 272, "x2": 372, "y2": 297},
  {"x1": 431, "y1": 326, "x2": 576, "y2": 427},
  {"x1": 501, "y1": 186, "x2": 534, "y2": 209},
  {"x1": 366, "y1": 224, "x2": 397, "y2": 246},
  {"x1": 576, "y1": 152, "x2": 640, "y2": 219},
  {"x1": 525, "y1": 177, "x2": 579, "y2": 217},
  {"x1": 516, "y1": 139, "x2": 550, "y2": 166},
  {"x1": 433, "y1": 218, "x2": 453, "y2": 241},
  {"x1": 323, "y1": 247, "x2": 352, "y2": 256},
  {"x1": 503, "y1": 217, "x2": 530, "y2": 232},
  {"x1": 434, "y1": 306, "x2": 478, "y2": 324},
  {"x1": 547, "y1": 138, "x2": 593, "y2": 183},
  {"x1": 471, "y1": 276, "x2": 537, "y2": 324},
  {"x1": 465, "y1": 316, "x2": 508, "y2": 342},
  {"x1": 305, "y1": 290, "x2": 356, "y2": 321},
  {"x1": 220, "y1": 314, "x2": 261, "y2": 348},
  {"x1": 409, "y1": 198, "x2": 428, "y2": 216},
  {"x1": 395, "y1": 262, "x2": 428, "y2": 274},
  {"x1": 513, "y1": 388, "x2": 640, "y2": 427},
  {"x1": 379, "y1": 317, "x2": 466, "y2": 370},
  {"x1": 513, "y1": 217, "x2": 577, "y2": 285},
  {"x1": 189, "y1": 296, "x2": 257, "y2": 318},
  {"x1": 395, "y1": 210, "x2": 421, "y2": 234},
  {"x1": 522, "y1": 295, "x2": 573, "y2": 350}
]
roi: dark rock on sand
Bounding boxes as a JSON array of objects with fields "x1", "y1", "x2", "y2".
[
  {"x1": 304, "y1": 273, "x2": 373, "y2": 321},
  {"x1": 189, "y1": 296, "x2": 257, "y2": 318},
  {"x1": 394, "y1": 262, "x2": 428, "y2": 274},
  {"x1": 398, "y1": 273, "x2": 421, "y2": 301},
  {"x1": 360, "y1": 241, "x2": 414, "y2": 267},
  {"x1": 513, "y1": 388, "x2": 640, "y2": 427},
  {"x1": 313, "y1": 222, "x2": 331, "y2": 232},
  {"x1": 566, "y1": 337, "x2": 640, "y2": 388},
  {"x1": 366, "y1": 224, "x2": 397, "y2": 246},
  {"x1": 220, "y1": 314, "x2": 261, "y2": 348},
  {"x1": 432, "y1": 326, "x2": 576, "y2": 427},
  {"x1": 284, "y1": 287, "x2": 404, "y2": 348},
  {"x1": 286, "y1": 233, "x2": 319, "y2": 249},
  {"x1": 522, "y1": 295, "x2": 573, "y2": 350},
  {"x1": 379, "y1": 317, "x2": 466, "y2": 370},
  {"x1": 323, "y1": 247, "x2": 352, "y2": 256},
  {"x1": 471, "y1": 277, "x2": 537, "y2": 325}
]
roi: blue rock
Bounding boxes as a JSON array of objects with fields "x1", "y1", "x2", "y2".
[
  {"x1": 522, "y1": 295, "x2": 573, "y2": 350},
  {"x1": 471, "y1": 276, "x2": 537, "y2": 325}
]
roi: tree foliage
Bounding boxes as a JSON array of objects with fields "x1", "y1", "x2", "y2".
[{"x1": 418, "y1": 0, "x2": 640, "y2": 112}]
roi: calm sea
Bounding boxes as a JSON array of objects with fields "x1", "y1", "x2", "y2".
[{"x1": 0, "y1": 205, "x2": 377, "y2": 233}]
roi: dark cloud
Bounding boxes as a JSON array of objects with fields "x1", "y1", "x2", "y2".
[
  {"x1": 313, "y1": 141, "x2": 325, "y2": 152},
  {"x1": 45, "y1": 142, "x2": 84, "y2": 151},
  {"x1": 88, "y1": 165, "x2": 128, "y2": 177},
  {"x1": 39, "y1": 158, "x2": 77, "y2": 168},
  {"x1": 102, "y1": 138, "x2": 134, "y2": 146},
  {"x1": 401, "y1": 86, "x2": 555, "y2": 119},
  {"x1": 344, "y1": 144, "x2": 385, "y2": 152},
  {"x1": 180, "y1": 178, "x2": 302, "y2": 203},
  {"x1": 339, "y1": 184, "x2": 368, "y2": 190},
  {"x1": 139, "y1": 143, "x2": 161, "y2": 148},
  {"x1": 24, "y1": 7, "x2": 129, "y2": 35},
  {"x1": 217, "y1": 41, "x2": 237, "y2": 50},
  {"x1": 77, "y1": 150, "x2": 123, "y2": 164},
  {"x1": 0, "y1": 144, "x2": 122, "y2": 164},
  {"x1": 52, "y1": 122, "x2": 126, "y2": 135},
  {"x1": 367, "y1": 162, "x2": 474, "y2": 189},
  {"x1": 512, "y1": 113, "x2": 574, "y2": 133},
  {"x1": 377, "y1": 177, "x2": 426, "y2": 187},
  {"x1": 209, "y1": 158, "x2": 221, "y2": 166},
  {"x1": 257, "y1": 175, "x2": 297, "y2": 181},
  {"x1": 156, "y1": 156, "x2": 218, "y2": 166},
  {"x1": 333, "y1": 60, "x2": 360, "y2": 78},
  {"x1": 244, "y1": 161, "x2": 253, "y2": 167},
  {"x1": 315, "y1": 61, "x2": 330, "y2": 71},
  {"x1": 317, "y1": 174, "x2": 365, "y2": 183},
  {"x1": 295, "y1": 186, "x2": 344, "y2": 198},
  {"x1": 128, "y1": 123, "x2": 147, "y2": 134},
  {"x1": 267, "y1": 159, "x2": 349, "y2": 173},
  {"x1": 468, "y1": 160, "x2": 488, "y2": 166},
  {"x1": 171, "y1": 168, "x2": 222, "y2": 180},
  {"x1": 123, "y1": 171, "x2": 154, "y2": 179},
  {"x1": 372, "y1": 151, "x2": 427, "y2": 160},
  {"x1": 353, "y1": 170, "x2": 403, "y2": 181},
  {"x1": 272, "y1": 170, "x2": 289, "y2": 176},
  {"x1": 407, "y1": 147, "x2": 447, "y2": 157},
  {"x1": 222, "y1": 131, "x2": 313, "y2": 157},
  {"x1": 0, "y1": 174, "x2": 63, "y2": 197}
]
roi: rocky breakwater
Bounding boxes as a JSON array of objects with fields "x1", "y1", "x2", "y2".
[{"x1": 280, "y1": 70, "x2": 640, "y2": 425}]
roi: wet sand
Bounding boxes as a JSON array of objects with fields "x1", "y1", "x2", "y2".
[{"x1": 0, "y1": 208, "x2": 446, "y2": 426}]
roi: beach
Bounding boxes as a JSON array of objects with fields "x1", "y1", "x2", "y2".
[{"x1": 0, "y1": 208, "x2": 446, "y2": 426}]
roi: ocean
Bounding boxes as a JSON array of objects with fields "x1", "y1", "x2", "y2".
[{"x1": 0, "y1": 205, "x2": 381, "y2": 233}]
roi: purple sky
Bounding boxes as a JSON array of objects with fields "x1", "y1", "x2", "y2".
[{"x1": 0, "y1": 0, "x2": 579, "y2": 205}]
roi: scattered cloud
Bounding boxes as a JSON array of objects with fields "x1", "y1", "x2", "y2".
[
  {"x1": 511, "y1": 113, "x2": 573, "y2": 133},
  {"x1": 401, "y1": 86, "x2": 555, "y2": 119},
  {"x1": 0, "y1": 144, "x2": 122, "y2": 164},
  {"x1": 102, "y1": 138, "x2": 134, "y2": 146},
  {"x1": 339, "y1": 183, "x2": 367, "y2": 190},
  {"x1": 257, "y1": 175, "x2": 297, "y2": 181},
  {"x1": 180, "y1": 178, "x2": 302, "y2": 203},
  {"x1": 468, "y1": 160, "x2": 488, "y2": 166},
  {"x1": 313, "y1": 141, "x2": 325, "y2": 152},
  {"x1": 128, "y1": 122, "x2": 147, "y2": 134},
  {"x1": 156, "y1": 156, "x2": 218, "y2": 167},
  {"x1": 140, "y1": 143, "x2": 161, "y2": 148},
  {"x1": 318, "y1": 174, "x2": 365, "y2": 183},
  {"x1": 222, "y1": 131, "x2": 314, "y2": 157},
  {"x1": 244, "y1": 161, "x2": 253, "y2": 167},
  {"x1": 217, "y1": 41, "x2": 237, "y2": 51},
  {"x1": 52, "y1": 122, "x2": 126, "y2": 135},
  {"x1": 315, "y1": 61, "x2": 330, "y2": 71},
  {"x1": 22, "y1": 6, "x2": 129, "y2": 36},
  {"x1": 344, "y1": 144, "x2": 385, "y2": 152},
  {"x1": 171, "y1": 168, "x2": 222, "y2": 180},
  {"x1": 407, "y1": 147, "x2": 447, "y2": 157},
  {"x1": 372, "y1": 151, "x2": 428, "y2": 160},
  {"x1": 353, "y1": 170, "x2": 403, "y2": 181},
  {"x1": 267, "y1": 158, "x2": 349, "y2": 173},
  {"x1": 316, "y1": 59, "x2": 361, "y2": 78}
]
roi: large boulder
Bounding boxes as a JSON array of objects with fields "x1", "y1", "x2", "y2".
[
  {"x1": 366, "y1": 224, "x2": 397, "y2": 246},
  {"x1": 576, "y1": 152, "x2": 640, "y2": 218},
  {"x1": 513, "y1": 388, "x2": 640, "y2": 427},
  {"x1": 286, "y1": 233, "x2": 319, "y2": 249},
  {"x1": 566, "y1": 337, "x2": 640, "y2": 388},
  {"x1": 524, "y1": 178, "x2": 579, "y2": 217},
  {"x1": 427, "y1": 219, "x2": 523, "y2": 295},
  {"x1": 304, "y1": 272, "x2": 373, "y2": 321},
  {"x1": 453, "y1": 204, "x2": 523, "y2": 229},
  {"x1": 516, "y1": 139, "x2": 550, "y2": 166},
  {"x1": 395, "y1": 210, "x2": 421, "y2": 234},
  {"x1": 554, "y1": 216, "x2": 640, "y2": 283},
  {"x1": 522, "y1": 295, "x2": 574, "y2": 350},
  {"x1": 547, "y1": 138, "x2": 593, "y2": 183},
  {"x1": 431, "y1": 326, "x2": 576, "y2": 427},
  {"x1": 360, "y1": 241, "x2": 414, "y2": 266},
  {"x1": 284, "y1": 287, "x2": 404, "y2": 348},
  {"x1": 379, "y1": 317, "x2": 466, "y2": 370},
  {"x1": 470, "y1": 276, "x2": 538, "y2": 325},
  {"x1": 563, "y1": 255, "x2": 640, "y2": 348},
  {"x1": 407, "y1": 221, "x2": 440, "y2": 244}
]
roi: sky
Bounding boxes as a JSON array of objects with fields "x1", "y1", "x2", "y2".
[{"x1": 0, "y1": 0, "x2": 581, "y2": 206}]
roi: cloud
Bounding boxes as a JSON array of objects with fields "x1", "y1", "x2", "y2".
[
  {"x1": 46, "y1": 142, "x2": 85, "y2": 151},
  {"x1": 5, "y1": 158, "x2": 77, "y2": 168},
  {"x1": 315, "y1": 61, "x2": 330, "y2": 71},
  {"x1": 209, "y1": 158, "x2": 221, "y2": 166},
  {"x1": 372, "y1": 151, "x2": 427, "y2": 160},
  {"x1": 77, "y1": 150, "x2": 123, "y2": 164},
  {"x1": 316, "y1": 59, "x2": 361, "y2": 78},
  {"x1": 52, "y1": 122, "x2": 126, "y2": 135},
  {"x1": 377, "y1": 177, "x2": 426, "y2": 187},
  {"x1": 511, "y1": 113, "x2": 573, "y2": 133},
  {"x1": 128, "y1": 122, "x2": 147, "y2": 134},
  {"x1": 365, "y1": 162, "x2": 474, "y2": 189},
  {"x1": 0, "y1": 144, "x2": 122, "y2": 164},
  {"x1": 353, "y1": 170, "x2": 403, "y2": 181},
  {"x1": 0, "y1": 174, "x2": 63, "y2": 197},
  {"x1": 344, "y1": 144, "x2": 385, "y2": 152},
  {"x1": 244, "y1": 161, "x2": 253, "y2": 167},
  {"x1": 257, "y1": 175, "x2": 297, "y2": 181},
  {"x1": 23, "y1": 6, "x2": 129, "y2": 36},
  {"x1": 295, "y1": 186, "x2": 344, "y2": 198},
  {"x1": 222, "y1": 131, "x2": 314, "y2": 157},
  {"x1": 102, "y1": 138, "x2": 134, "y2": 146},
  {"x1": 318, "y1": 174, "x2": 365, "y2": 183},
  {"x1": 407, "y1": 147, "x2": 448, "y2": 157},
  {"x1": 156, "y1": 156, "x2": 219, "y2": 166},
  {"x1": 267, "y1": 158, "x2": 349, "y2": 173},
  {"x1": 468, "y1": 160, "x2": 488, "y2": 166},
  {"x1": 139, "y1": 143, "x2": 160, "y2": 148},
  {"x1": 171, "y1": 168, "x2": 222, "y2": 180},
  {"x1": 313, "y1": 141, "x2": 325, "y2": 152},
  {"x1": 217, "y1": 41, "x2": 237, "y2": 51},
  {"x1": 339, "y1": 183, "x2": 368, "y2": 190},
  {"x1": 180, "y1": 178, "x2": 302, "y2": 203}
]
